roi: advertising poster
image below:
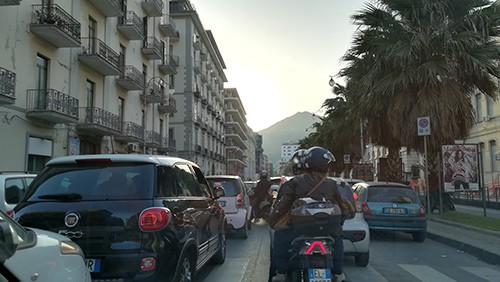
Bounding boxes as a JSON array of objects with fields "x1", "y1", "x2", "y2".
[{"x1": 442, "y1": 144, "x2": 479, "y2": 192}]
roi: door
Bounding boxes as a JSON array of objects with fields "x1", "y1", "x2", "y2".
[{"x1": 35, "y1": 55, "x2": 48, "y2": 109}]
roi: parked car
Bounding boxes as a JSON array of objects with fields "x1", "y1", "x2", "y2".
[
  {"x1": 330, "y1": 177, "x2": 370, "y2": 266},
  {"x1": 243, "y1": 180, "x2": 257, "y2": 196},
  {"x1": 351, "y1": 181, "x2": 427, "y2": 242},
  {"x1": 0, "y1": 171, "x2": 36, "y2": 212},
  {"x1": 0, "y1": 209, "x2": 91, "y2": 282},
  {"x1": 13, "y1": 154, "x2": 227, "y2": 281},
  {"x1": 344, "y1": 178, "x2": 366, "y2": 187},
  {"x1": 206, "y1": 175, "x2": 252, "y2": 238}
]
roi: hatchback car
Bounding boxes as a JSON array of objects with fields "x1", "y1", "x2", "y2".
[
  {"x1": 206, "y1": 175, "x2": 252, "y2": 239},
  {"x1": 352, "y1": 182, "x2": 427, "y2": 242},
  {"x1": 0, "y1": 172, "x2": 36, "y2": 212},
  {"x1": 330, "y1": 177, "x2": 370, "y2": 266},
  {"x1": 1, "y1": 209, "x2": 91, "y2": 282},
  {"x1": 13, "y1": 154, "x2": 227, "y2": 281}
]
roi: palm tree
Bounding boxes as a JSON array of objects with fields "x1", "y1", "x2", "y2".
[{"x1": 339, "y1": 0, "x2": 500, "y2": 185}]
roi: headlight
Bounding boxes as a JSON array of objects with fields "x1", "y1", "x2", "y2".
[{"x1": 60, "y1": 241, "x2": 84, "y2": 257}]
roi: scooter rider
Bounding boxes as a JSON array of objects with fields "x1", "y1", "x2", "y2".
[
  {"x1": 268, "y1": 146, "x2": 347, "y2": 281},
  {"x1": 252, "y1": 170, "x2": 271, "y2": 221}
]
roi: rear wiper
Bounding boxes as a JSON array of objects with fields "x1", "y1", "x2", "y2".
[{"x1": 38, "y1": 193, "x2": 83, "y2": 201}]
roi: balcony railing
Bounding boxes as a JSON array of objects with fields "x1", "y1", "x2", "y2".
[
  {"x1": 158, "y1": 55, "x2": 179, "y2": 75},
  {"x1": 158, "y1": 137, "x2": 176, "y2": 152},
  {"x1": 193, "y1": 60, "x2": 202, "y2": 74},
  {"x1": 117, "y1": 11, "x2": 144, "y2": 41},
  {"x1": 115, "y1": 65, "x2": 144, "y2": 91},
  {"x1": 142, "y1": 0, "x2": 163, "y2": 17},
  {"x1": 145, "y1": 130, "x2": 161, "y2": 147},
  {"x1": 77, "y1": 107, "x2": 121, "y2": 136},
  {"x1": 141, "y1": 36, "x2": 163, "y2": 60},
  {"x1": 115, "y1": 121, "x2": 144, "y2": 143},
  {"x1": 26, "y1": 89, "x2": 79, "y2": 124},
  {"x1": 0, "y1": 66, "x2": 16, "y2": 104},
  {"x1": 159, "y1": 15, "x2": 179, "y2": 39},
  {"x1": 79, "y1": 37, "x2": 121, "y2": 76},
  {"x1": 87, "y1": 0, "x2": 123, "y2": 17},
  {"x1": 141, "y1": 80, "x2": 163, "y2": 104},
  {"x1": 170, "y1": 1, "x2": 195, "y2": 13},
  {"x1": 158, "y1": 95, "x2": 177, "y2": 114},
  {"x1": 30, "y1": 4, "x2": 81, "y2": 48},
  {"x1": 0, "y1": 0, "x2": 21, "y2": 6}
]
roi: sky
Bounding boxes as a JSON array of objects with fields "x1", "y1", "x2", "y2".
[{"x1": 190, "y1": 0, "x2": 368, "y2": 132}]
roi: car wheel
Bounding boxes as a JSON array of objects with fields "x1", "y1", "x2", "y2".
[
  {"x1": 174, "y1": 254, "x2": 194, "y2": 282},
  {"x1": 412, "y1": 231, "x2": 426, "y2": 242},
  {"x1": 211, "y1": 231, "x2": 226, "y2": 264},
  {"x1": 237, "y1": 221, "x2": 248, "y2": 239},
  {"x1": 355, "y1": 252, "x2": 369, "y2": 267}
]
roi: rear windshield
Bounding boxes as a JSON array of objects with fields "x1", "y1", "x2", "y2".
[
  {"x1": 367, "y1": 186, "x2": 419, "y2": 203},
  {"x1": 207, "y1": 179, "x2": 241, "y2": 197},
  {"x1": 27, "y1": 163, "x2": 155, "y2": 200}
]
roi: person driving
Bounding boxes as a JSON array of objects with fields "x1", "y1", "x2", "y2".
[
  {"x1": 268, "y1": 146, "x2": 347, "y2": 282},
  {"x1": 252, "y1": 170, "x2": 271, "y2": 221}
]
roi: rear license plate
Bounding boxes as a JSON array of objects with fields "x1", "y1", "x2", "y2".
[
  {"x1": 219, "y1": 201, "x2": 226, "y2": 207},
  {"x1": 85, "y1": 259, "x2": 101, "y2": 273},
  {"x1": 308, "y1": 268, "x2": 331, "y2": 282},
  {"x1": 383, "y1": 207, "x2": 407, "y2": 214}
]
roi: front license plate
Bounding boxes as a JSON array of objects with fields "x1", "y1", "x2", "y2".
[
  {"x1": 383, "y1": 207, "x2": 407, "y2": 214},
  {"x1": 219, "y1": 201, "x2": 226, "y2": 207},
  {"x1": 85, "y1": 259, "x2": 101, "y2": 273},
  {"x1": 308, "y1": 268, "x2": 331, "y2": 282}
]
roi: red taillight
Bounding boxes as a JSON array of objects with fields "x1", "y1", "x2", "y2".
[
  {"x1": 305, "y1": 241, "x2": 327, "y2": 255},
  {"x1": 140, "y1": 257, "x2": 156, "y2": 271},
  {"x1": 417, "y1": 204, "x2": 426, "y2": 216},
  {"x1": 6, "y1": 210, "x2": 14, "y2": 218},
  {"x1": 139, "y1": 208, "x2": 171, "y2": 231},
  {"x1": 236, "y1": 194, "x2": 244, "y2": 208},
  {"x1": 361, "y1": 202, "x2": 372, "y2": 215}
]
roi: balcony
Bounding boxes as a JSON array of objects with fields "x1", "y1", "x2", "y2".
[
  {"x1": 141, "y1": 0, "x2": 163, "y2": 17},
  {"x1": 115, "y1": 65, "x2": 144, "y2": 91},
  {"x1": 0, "y1": 0, "x2": 20, "y2": 6},
  {"x1": 141, "y1": 36, "x2": 163, "y2": 60},
  {"x1": 30, "y1": 4, "x2": 81, "y2": 48},
  {"x1": 145, "y1": 130, "x2": 161, "y2": 147},
  {"x1": 158, "y1": 95, "x2": 177, "y2": 114},
  {"x1": 26, "y1": 89, "x2": 79, "y2": 124},
  {"x1": 115, "y1": 121, "x2": 144, "y2": 143},
  {"x1": 193, "y1": 60, "x2": 202, "y2": 74},
  {"x1": 79, "y1": 38, "x2": 121, "y2": 76},
  {"x1": 140, "y1": 81, "x2": 163, "y2": 104},
  {"x1": 0, "y1": 66, "x2": 16, "y2": 104},
  {"x1": 200, "y1": 52, "x2": 207, "y2": 61},
  {"x1": 193, "y1": 40, "x2": 201, "y2": 51},
  {"x1": 77, "y1": 107, "x2": 121, "y2": 136},
  {"x1": 159, "y1": 15, "x2": 179, "y2": 39},
  {"x1": 117, "y1": 11, "x2": 144, "y2": 41},
  {"x1": 157, "y1": 137, "x2": 176, "y2": 152},
  {"x1": 87, "y1": 0, "x2": 123, "y2": 17},
  {"x1": 158, "y1": 55, "x2": 179, "y2": 75},
  {"x1": 193, "y1": 89, "x2": 201, "y2": 99}
]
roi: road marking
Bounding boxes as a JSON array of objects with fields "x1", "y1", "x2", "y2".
[
  {"x1": 461, "y1": 267, "x2": 500, "y2": 282},
  {"x1": 344, "y1": 264, "x2": 388, "y2": 282},
  {"x1": 399, "y1": 264, "x2": 456, "y2": 282}
]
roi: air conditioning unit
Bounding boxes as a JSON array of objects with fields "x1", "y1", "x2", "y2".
[{"x1": 127, "y1": 143, "x2": 139, "y2": 152}]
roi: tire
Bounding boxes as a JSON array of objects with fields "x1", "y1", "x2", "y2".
[
  {"x1": 412, "y1": 231, "x2": 426, "y2": 242},
  {"x1": 237, "y1": 221, "x2": 249, "y2": 239},
  {"x1": 355, "y1": 252, "x2": 369, "y2": 266},
  {"x1": 211, "y1": 231, "x2": 226, "y2": 264},
  {"x1": 173, "y1": 254, "x2": 194, "y2": 282}
]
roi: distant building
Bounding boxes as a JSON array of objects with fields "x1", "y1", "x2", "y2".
[{"x1": 281, "y1": 142, "x2": 300, "y2": 162}]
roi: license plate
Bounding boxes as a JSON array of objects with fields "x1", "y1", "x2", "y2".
[
  {"x1": 219, "y1": 201, "x2": 226, "y2": 207},
  {"x1": 308, "y1": 268, "x2": 331, "y2": 282},
  {"x1": 384, "y1": 207, "x2": 407, "y2": 214},
  {"x1": 85, "y1": 259, "x2": 101, "y2": 273}
]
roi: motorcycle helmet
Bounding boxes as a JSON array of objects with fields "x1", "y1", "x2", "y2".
[
  {"x1": 291, "y1": 149, "x2": 307, "y2": 175},
  {"x1": 260, "y1": 170, "x2": 268, "y2": 179},
  {"x1": 302, "y1": 146, "x2": 336, "y2": 172}
]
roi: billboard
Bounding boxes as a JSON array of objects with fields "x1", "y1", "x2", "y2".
[{"x1": 442, "y1": 144, "x2": 479, "y2": 192}]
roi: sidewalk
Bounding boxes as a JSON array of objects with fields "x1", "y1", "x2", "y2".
[{"x1": 426, "y1": 217, "x2": 500, "y2": 265}]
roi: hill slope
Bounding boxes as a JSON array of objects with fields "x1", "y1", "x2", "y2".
[{"x1": 258, "y1": 111, "x2": 316, "y2": 164}]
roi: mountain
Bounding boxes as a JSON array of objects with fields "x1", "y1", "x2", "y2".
[{"x1": 258, "y1": 111, "x2": 317, "y2": 165}]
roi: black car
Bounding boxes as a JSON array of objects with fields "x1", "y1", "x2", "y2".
[{"x1": 13, "y1": 154, "x2": 226, "y2": 282}]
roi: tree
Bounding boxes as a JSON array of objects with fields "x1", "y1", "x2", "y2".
[{"x1": 338, "y1": 0, "x2": 500, "y2": 184}]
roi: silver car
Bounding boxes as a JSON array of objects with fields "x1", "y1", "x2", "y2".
[{"x1": 0, "y1": 172, "x2": 36, "y2": 213}]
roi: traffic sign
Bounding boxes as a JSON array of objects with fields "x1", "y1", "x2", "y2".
[
  {"x1": 343, "y1": 154, "x2": 350, "y2": 164},
  {"x1": 417, "y1": 117, "x2": 431, "y2": 136}
]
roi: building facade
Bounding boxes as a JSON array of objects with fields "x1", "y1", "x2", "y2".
[{"x1": 223, "y1": 88, "x2": 247, "y2": 178}]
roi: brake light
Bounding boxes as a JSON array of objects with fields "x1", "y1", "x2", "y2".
[
  {"x1": 417, "y1": 204, "x2": 426, "y2": 216},
  {"x1": 140, "y1": 257, "x2": 156, "y2": 271},
  {"x1": 236, "y1": 194, "x2": 244, "y2": 209},
  {"x1": 139, "y1": 207, "x2": 171, "y2": 231},
  {"x1": 361, "y1": 202, "x2": 372, "y2": 215},
  {"x1": 6, "y1": 210, "x2": 14, "y2": 218},
  {"x1": 305, "y1": 241, "x2": 327, "y2": 255}
]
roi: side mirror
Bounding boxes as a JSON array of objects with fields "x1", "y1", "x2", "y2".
[
  {"x1": 213, "y1": 186, "x2": 225, "y2": 199},
  {"x1": 0, "y1": 221, "x2": 19, "y2": 263}
]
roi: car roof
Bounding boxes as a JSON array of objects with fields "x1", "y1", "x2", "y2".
[
  {"x1": 46, "y1": 154, "x2": 198, "y2": 167},
  {"x1": 362, "y1": 181, "x2": 411, "y2": 188},
  {"x1": 206, "y1": 175, "x2": 242, "y2": 180}
]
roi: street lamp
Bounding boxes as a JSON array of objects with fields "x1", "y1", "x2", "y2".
[{"x1": 143, "y1": 76, "x2": 166, "y2": 154}]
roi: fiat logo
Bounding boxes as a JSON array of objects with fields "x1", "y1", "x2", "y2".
[{"x1": 64, "y1": 212, "x2": 79, "y2": 228}]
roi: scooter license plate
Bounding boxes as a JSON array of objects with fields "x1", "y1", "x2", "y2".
[{"x1": 308, "y1": 268, "x2": 331, "y2": 282}]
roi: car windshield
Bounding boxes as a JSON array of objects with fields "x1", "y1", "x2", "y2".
[
  {"x1": 207, "y1": 179, "x2": 240, "y2": 197},
  {"x1": 368, "y1": 187, "x2": 420, "y2": 203},
  {"x1": 27, "y1": 163, "x2": 155, "y2": 200}
]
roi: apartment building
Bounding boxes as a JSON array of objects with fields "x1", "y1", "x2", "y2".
[{"x1": 224, "y1": 88, "x2": 247, "y2": 177}]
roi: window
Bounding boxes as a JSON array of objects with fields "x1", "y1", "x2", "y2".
[
  {"x1": 86, "y1": 80, "x2": 95, "y2": 107},
  {"x1": 193, "y1": 166, "x2": 212, "y2": 198},
  {"x1": 476, "y1": 94, "x2": 483, "y2": 122},
  {"x1": 118, "y1": 97, "x2": 124, "y2": 127},
  {"x1": 486, "y1": 95, "x2": 494, "y2": 118},
  {"x1": 157, "y1": 166, "x2": 176, "y2": 197},
  {"x1": 35, "y1": 55, "x2": 48, "y2": 108},
  {"x1": 27, "y1": 155, "x2": 49, "y2": 173},
  {"x1": 174, "y1": 164, "x2": 200, "y2": 196},
  {"x1": 490, "y1": 140, "x2": 497, "y2": 172},
  {"x1": 4, "y1": 178, "x2": 30, "y2": 204}
]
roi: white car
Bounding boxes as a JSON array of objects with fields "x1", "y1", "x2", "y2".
[
  {"x1": 330, "y1": 177, "x2": 370, "y2": 266},
  {"x1": 0, "y1": 172, "x2": 36, "y2": 213},
  {"x1": 0, "y1": 209, "x2": 91, "y2": 282}
]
